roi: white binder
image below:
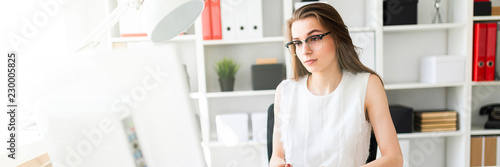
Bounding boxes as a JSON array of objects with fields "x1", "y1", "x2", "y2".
[
  {"x1": 251, "y1": 112, "x2": 267, "y2": 142},
  {"x1": 215, "y1": 113, "x2": 249, "y2": 145},
  {"x1": 247, "y1": 0, "x2": 263, "y2": 38},
  {"x1": 220, "y1": 0, "x2": 236, "y2": 40},
  {"x1": 233, "y1": 0, "x2": 248, "y2": 39}
]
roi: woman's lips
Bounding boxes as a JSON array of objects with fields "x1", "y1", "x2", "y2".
[{"x1": 304, "y1": 59, "x2": 317, "y2": 65}]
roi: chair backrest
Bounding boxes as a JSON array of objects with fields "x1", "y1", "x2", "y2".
[
  {"x1": 267, "y1": 103, "x2": 378, "y2": 164},
  {"x1": 267, "y1": 104, "x2": 275, "y2": 161}
]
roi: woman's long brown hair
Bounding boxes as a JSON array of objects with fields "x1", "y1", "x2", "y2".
[{"x1": 285, "y1": 3, "x2": 382, "y2": 83}]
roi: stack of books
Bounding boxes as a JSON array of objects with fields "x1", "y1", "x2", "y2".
[{"x1": 414, "y1": 110, "x2": 457, "y2": 132}]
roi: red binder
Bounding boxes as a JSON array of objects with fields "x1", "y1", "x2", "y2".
[
  {"x1": 486, "y1": 23, "x2": 497, "y2": 81},
  {"x1": 202, "y1": 0, "x2": 212, "y2": 40},
  {"x1": 473, "y1": 23, "x2": 487, "y2": 81},
  {"x1": 210, "y1": 0, "x2": 222, "y2": 40}
]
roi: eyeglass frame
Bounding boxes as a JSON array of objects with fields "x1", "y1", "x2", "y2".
[{"x1": 284, "y1": 31, "x2": 331, "y2": 55}]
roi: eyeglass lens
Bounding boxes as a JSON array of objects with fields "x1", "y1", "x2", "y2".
[{"x1": 287, "y1": 35, "x2": 323, "y2": 55}]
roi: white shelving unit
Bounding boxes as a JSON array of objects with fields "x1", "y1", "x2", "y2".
[
  {"x1": 397, "y1": 131, "x2": 464, "y2": 139},
  {"x1": 469, "y1": 12, "x2": 500, "y2": 167},
  {"x1": 205, "y1": 141, "x2": 267, "y2": 148},
  {"x1": 202, "y1": 36, "x2": 284, "y2": 45},
  {"x1": 471, "y1": 81, "x2": 500, "y2": 86},
  {"x1": 104, "y1": 0, "x2": 500, "y2": 166},
  {"x1": 471, "y1": 125, "x2": 500, "y2": 136},
  {"x1": 383, "y1": 23, "x2": 467, "y2": 32},
  {"x1": 473, "y1": 16, "x2": 500, "y2": 21},
  {"x1": 384, "y1": 82, "x2": 465, "y2": 90},
  {"x1": 110, "y1": 34, "x2": 196, "y2": 43},
  {"x1": 205, "y1": 90, "x2": 276, "y2": 98}
]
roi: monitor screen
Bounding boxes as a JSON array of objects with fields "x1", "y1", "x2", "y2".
[{"x1": 34, "y1": 46, "x2": 206, "y2": 167}]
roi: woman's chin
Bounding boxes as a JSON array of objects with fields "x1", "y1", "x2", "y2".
[{"x1": 305, "y1": 68, "x2": 317, "y2": 73}]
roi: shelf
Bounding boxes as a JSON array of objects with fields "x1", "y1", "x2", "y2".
[
  {"x1": 110, "y1": 34, "x2": 196, "y2": 43},
  {"x1": 205, "y1": 90, "x2": 275, "y2": 98},
  {"x1": 471, "y1": 125, "x2": 500, "y2": 136},
  {"x1": 205, "y1": 131, "x2": 464, "y2": 146},
  {"x1": 471, "y1": 81, "x2": 500, "y2": 86},
  {"x1": 397, "y1": 131, "x2": 463, "y2": 139},
  {"x1": 384, "y1": 82, "x2": 465, "y2": 90},
  {"x1": 473, "y1": 16, "x2": 500, "y2": 21},
  {"x1": 348, "y1": 27, "x2": 376, "y2": 32},
  {"x1": 203, "y1": 36, "x2": 284, "y2": 45},
  {"x1": 383, "y1": 23, "x2": 466, "y2": 32},
  {"x1": 204, "y1": 141, "x2": 266, "y2": 148}
]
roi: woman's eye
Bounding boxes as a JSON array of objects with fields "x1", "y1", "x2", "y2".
[
  {"x1": 293, "y1": 41, "x2": 302, "y2": 47},
  {"x1": 310, "y1": 36, "x2": 320, "y2": 42}
]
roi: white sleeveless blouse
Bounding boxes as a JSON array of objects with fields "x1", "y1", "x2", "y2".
[{"x1": 278, "y1": 71, "x2": 372, "y2": 167}]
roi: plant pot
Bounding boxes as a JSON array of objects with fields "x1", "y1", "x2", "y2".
[{"x1": 219, "y1": 78, "x2": 235, "y2": 92}]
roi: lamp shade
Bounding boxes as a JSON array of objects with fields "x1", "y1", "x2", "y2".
[{"x1": 141, "y1": 0, "x2": 204, "y2": 43}]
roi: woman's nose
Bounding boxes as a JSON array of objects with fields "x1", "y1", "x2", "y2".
[{"x1": 301, "y1": 43, "x2": 312, "y2": 55}]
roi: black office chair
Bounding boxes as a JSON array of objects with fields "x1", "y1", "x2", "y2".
[{"x1": 267, "y1": 103, "x2": 378, "y2": 164}]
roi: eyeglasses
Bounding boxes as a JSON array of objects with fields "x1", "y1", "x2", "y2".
[{"x1": 285, "y1": 32, "x2": 331, "y2": 55}]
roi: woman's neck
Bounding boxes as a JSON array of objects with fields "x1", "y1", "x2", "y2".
[{"x1": 307, "y1": 66, "x2": 343, "y2": 96}]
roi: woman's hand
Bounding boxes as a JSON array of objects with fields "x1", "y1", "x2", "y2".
[{"x1": 269, "y1": 157, "x2": 291, "y2": 167}]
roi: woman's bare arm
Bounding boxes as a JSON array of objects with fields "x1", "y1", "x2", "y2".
[
  {"x1": 270, "y1": 83, "x2": 287, "y2": 167},
  {"x1": 362, "y1": 74, "x2": 403, "y2": 167}
]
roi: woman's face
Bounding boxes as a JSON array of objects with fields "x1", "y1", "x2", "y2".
[{"x1": 291, "y1": 17, "x2": 337, "y2": 74}]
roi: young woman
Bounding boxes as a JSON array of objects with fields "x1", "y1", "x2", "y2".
[{"x1": 270, "y1": 3, "x2": 403, "y2": 167}]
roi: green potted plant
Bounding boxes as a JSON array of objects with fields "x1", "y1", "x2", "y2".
[{"x1": 215, "y1": 58, "x2": 240, "y2": 92}]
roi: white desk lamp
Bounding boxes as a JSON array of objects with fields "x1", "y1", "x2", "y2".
[{"x1": 76, "y1": 0, "x2": 204, "y2": 51}]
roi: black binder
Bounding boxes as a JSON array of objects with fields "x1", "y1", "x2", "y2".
[{"x1": 389, "y1": 105, "x2": 413, "y2": 133}]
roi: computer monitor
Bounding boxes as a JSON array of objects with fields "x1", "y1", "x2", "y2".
[{"x1": 34, "y1": 46, "x2": 206, "y2": 167}]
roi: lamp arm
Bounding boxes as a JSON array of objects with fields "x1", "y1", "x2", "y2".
[{"x1": 75, "y1": 0, "x2": 143, "y2": 52}]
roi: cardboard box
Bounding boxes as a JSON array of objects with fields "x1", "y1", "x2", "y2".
[
  {"x1": 420, "y1": 56, "x2": 465, "y2": 83},
  {"x1": 492, "y1": 6, "x2": 500, "y2": 16}
]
